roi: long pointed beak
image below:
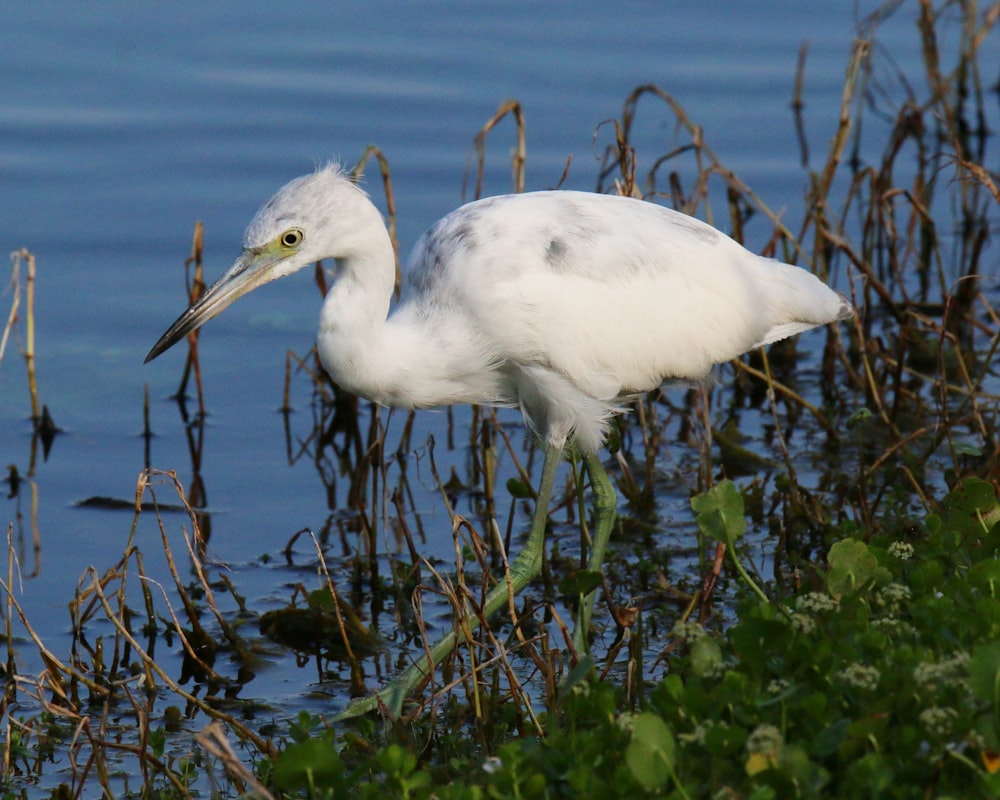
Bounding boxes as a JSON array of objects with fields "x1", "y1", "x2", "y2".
[{"x1": 145, "y1": 247, "x2": 281, "y2": 363}]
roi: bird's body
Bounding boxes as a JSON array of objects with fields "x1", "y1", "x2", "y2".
[
  {"x1": 147, "y1": 163, "x2": 851, "y2": 716},
  {"x1": 207, "y1": 165, "x2": 849, "y2": 455}
]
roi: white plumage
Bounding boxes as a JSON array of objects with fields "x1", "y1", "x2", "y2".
[
  {"x1": 150, "y1": 165, "x2": 848, "y2": 448},
  {"x1": 147, "y1": 163, "x2": 851, "y2": 714},
  {"x1": 392, "y1": 187, "x2": 848, "y2": 452}
]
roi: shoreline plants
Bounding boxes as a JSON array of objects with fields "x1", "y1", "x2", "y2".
[{"x1": 2, "y1": 1, "x2": 999, "y2": 797}]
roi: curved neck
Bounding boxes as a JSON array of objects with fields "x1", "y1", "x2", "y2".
[
  {"x1": 316, "y1": 197, "x2": 397, "y2": 394},
  {"x1": 313, "y1": 186, "x2": 505, "y2": 410}
]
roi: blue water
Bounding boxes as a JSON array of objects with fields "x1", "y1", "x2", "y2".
[{"x1": 0, "y1": 0, "x2": 970, "y2": 750}]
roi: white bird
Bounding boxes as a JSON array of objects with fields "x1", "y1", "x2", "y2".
[{"x1": 147, "y1": 164, "x2": 852, "y2": 717}]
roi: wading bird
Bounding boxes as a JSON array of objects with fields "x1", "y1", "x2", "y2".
[{"x1": 147, "y1": 164, "x2": 852, "y2": 717}]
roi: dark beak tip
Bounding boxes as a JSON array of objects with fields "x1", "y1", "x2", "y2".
[
  {"x1": 143, "y1": 251, "x2": 257, "y2": 366},
  {"x1": 144, "y1": 331, "x2": 179, "y2": 364}
]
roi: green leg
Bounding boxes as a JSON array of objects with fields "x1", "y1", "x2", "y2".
[
  {"x1": 572, "y1": 451, "x2": 617, "y2": 653},
  {"x1": 336, "y1": 443, "x2": 562, "y2": 720}
]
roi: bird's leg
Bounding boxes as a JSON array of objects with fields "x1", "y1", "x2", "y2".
[
  {"x1": 572, "y1": 450, "x2": 617, "y2": 653},
  {"x1": 506, "y1": 440, "x2": 561, "y2": 586},
  {"x1": 336, "y1": 442, "x2": 562, "y2": 721}
]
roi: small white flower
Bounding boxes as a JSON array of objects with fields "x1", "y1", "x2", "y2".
[
  {"x1": 871, "y1": 617, "x2": 914, "y2": 636},
  {"x1": 789, "y1": 613, "x2": 816, "y2": 635},
  {"x1": 836, "y1": 664, "x2": 880, "y2": 691},
  {"x1": 919, "y1": 706, "x2": 958, "y2": 736},
  {"x1": 913, "y1": 652, "x2": 970, "y2": 691},
  {"x1": 876, "y1": 582, "x2": 911, "y2": 610},
  {"x1": 887, "y1": 541, "x2": 914, "y2": 560},
  {"x1": 681, "y1": 722, "x2": 709, "y2": 745},
  {"x1": 795, "y1": 592, "x2": 839, "y2": 614},
  {"x1": 616, "y1": 712, "x2": 637, "y2": 733},
  {"x1": 482, "y1": 756, "x2": 503, "y2": 774}
]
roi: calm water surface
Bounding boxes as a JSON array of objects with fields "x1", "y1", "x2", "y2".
[{"x1": 0, "y1": 1, "x2": 944, "y2": 720}]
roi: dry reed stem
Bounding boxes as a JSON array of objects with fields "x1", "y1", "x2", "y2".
[
  {"x1": 147, "y1": 515, "x2": 223, "y2": 684},
  {"x1": 164, "y1": 481, "x2": 255, "y2": 664},
  {"x1": 812, "y1": 39, "x2": 869, "y2": 223},
  {"x1": 0, "y1": 252, "x2": 23, "y2": 366},
  {"x1": 614, "y1": 85, "x2": 810, "y2": 264},
  {"x1": 792, "y1": 42, "x2": 811, "y2": 168},
  {"x1": 2, "y1": 568, "x2": 111, "y2": 702},
  {"x1": 415, "y1": 546, "x2": 544, "y2": 735},
  {"x1": 468, "y1": 98, "x2": 527, "y2": 199},
  {"x1": 87, "y1": 566, "x2": 273, "y2": 755},
  {"x1": 305, "y1": 530, "x2": 365, "y2": 668},
  {"x1": 21, "y1": 250, "x2": 38, "y2": 422},
  {"x1": 3, "y1": 250, "x2": 43, "y2": 428},
  {"x1": 426, "y1": 437, "x2": 531, "y2": 642},
  {"x1": 730, "y1": 360, "x2": 842, "y2": 434},
  {"x1": 55, "y1": 694, "x2": 195, "y2": 800},
  {"x1": 453, "y1": 512, "x2": 540, "y2": 724},
  {"x1": 176, "y1": 221, "x2": 206, "y2": 415},
  {"x1": 197, "y1": 720, "x2": 276, "y2": 800},
  {"x1": 398, "y1": 432, "x2": 545, "y2": 727},
  {"x1": 351, "y1": 145, "x2": 401, "y2": 293},
  {"x1": 2, "y1": 525, "x2": 16, "y2": 782}
]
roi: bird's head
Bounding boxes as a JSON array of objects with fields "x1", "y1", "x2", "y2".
[{"x1": 145, "y1": 164, "x2": 365, "y2": 363}]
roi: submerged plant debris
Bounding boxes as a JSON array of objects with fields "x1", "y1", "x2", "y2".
[{"x1": 2, "y1": 2, "x2": 999, "y2": 797}]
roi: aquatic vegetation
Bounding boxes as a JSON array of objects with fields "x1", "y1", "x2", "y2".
[{"x1": 2, "y1": 1, "x2": 999, "y2": 797}]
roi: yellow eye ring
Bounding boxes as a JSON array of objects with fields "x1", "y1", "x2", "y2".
[{"x1": 280, "y1": 228, "x2": 304, "y2": 248}]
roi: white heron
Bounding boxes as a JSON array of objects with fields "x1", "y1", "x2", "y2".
[{"x1": 146, "y1": 163, "x2": 852, "y2": 717}]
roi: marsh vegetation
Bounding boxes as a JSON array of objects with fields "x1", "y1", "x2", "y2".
[{"x1": 2, "y1": 2, "x2": 999, "y2": 797}]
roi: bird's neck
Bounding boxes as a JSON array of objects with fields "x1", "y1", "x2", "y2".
[
  {"x1": 315, "y1": 203, "x2": 399, "y2": 398},
  {"x1": 315, "y1": 195, "x2": 507, "y2": 410}
]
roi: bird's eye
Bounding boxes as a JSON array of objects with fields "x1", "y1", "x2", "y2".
[{"x1": 280, "y1": 228, "x2": 304, "y2": 248}]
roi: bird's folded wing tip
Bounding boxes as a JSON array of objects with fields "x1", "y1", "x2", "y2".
[{"x1": 837, "y1": 293, "x2": 855, "y2": 320}]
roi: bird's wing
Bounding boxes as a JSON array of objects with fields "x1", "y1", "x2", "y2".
[{"x1": 406, "y1": 191, "x2": 841, "y2": 401}]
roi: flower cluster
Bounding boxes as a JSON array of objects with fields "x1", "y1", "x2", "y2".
[
  {"x1": 795, "y1": 592, "x2": 840, "y2": 614},
  {"x1": 918, "y1": 706, "x2": 958, "y2": 737},
  {"x1": 835, "y1": 664, "x2": 881, "y2": 691},
  {"x1": 871, "y1": 616, "x2": 914, "y2": 636},
  {"x1": 887, "y1": 541, "x2": 914, "y2": 560},
  {"x1": 874, "y1": 582, "x2": 911, "y2": 613},
  {"x1": 789, "y1": 613, "x2": 816, "y2": 635},
  {"x1": 913, "y1": 652, "x2": 970, "y2": 692}
]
